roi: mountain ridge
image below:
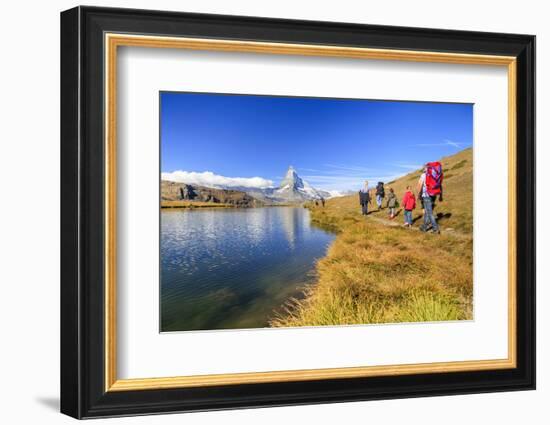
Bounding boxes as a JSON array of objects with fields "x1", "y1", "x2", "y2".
[{"x1": 162, "y1": 166, "x2": 341, "y2": 205}]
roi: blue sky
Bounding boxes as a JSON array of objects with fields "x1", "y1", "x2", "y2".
[{"x1": 161, "y1": 92, "x2": 472, "y2": 192}]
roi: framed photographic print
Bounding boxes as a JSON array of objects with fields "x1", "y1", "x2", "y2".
[{"x1": 60, "y1": 6, "x2": 535, "y2": 419}]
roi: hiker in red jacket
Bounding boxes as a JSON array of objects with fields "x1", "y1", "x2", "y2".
[{"x1": 401, "y1": 186, "x2": 416, "y2": 228}]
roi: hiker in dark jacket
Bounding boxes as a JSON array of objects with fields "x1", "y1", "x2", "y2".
[
  {"x1": 375, "y1": 182, "x2": 385, "y2": 210},
  {"x1": 386, "y1": 188, "x2": 397, "y2": 219},
  {"x1": 358, "y1": 181, "x2": 371, "y2": 215}
]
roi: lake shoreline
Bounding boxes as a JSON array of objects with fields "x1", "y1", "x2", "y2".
[
  {"x1": 161, "y1": 201, "x2": 305, "y2": 209},
  {"x1": 161, "y1": 201, "x2": 232, "y2": 209}
]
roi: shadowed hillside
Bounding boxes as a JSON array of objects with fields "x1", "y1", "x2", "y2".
[{"x1": 271, "y1": 148, "x2": 473, "y2": 327}]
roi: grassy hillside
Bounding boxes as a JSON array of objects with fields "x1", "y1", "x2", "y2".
[
  {"x1": 307, "y1": 147, "x2": 473, "y2": 234},
  {"x1": 271, "y1": 148, "x2": 473, "y2": 327},
  {"x1": 384, "y1": 147, "x2": 473, "y2": 232}
]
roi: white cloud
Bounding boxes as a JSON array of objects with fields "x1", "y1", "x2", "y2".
[
  {"x1": 444, "y1": 139, "x2": 462, "y2": 148},
  {"x1": 414, "y1": 139, "x2": 465, "y2": 148},
  {"x1": 323, "y1": 163, "x2": 373, "y2": 172},
  {"x1": 162, "y1": 170, "x2": 274, "y2": 189}
]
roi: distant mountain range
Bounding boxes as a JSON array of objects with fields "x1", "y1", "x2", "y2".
[{"x1": 162, "y1": 166, "x2": 344, "y2": 206}]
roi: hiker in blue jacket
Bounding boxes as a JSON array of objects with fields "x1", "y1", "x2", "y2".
[{"x1": 358, "y1": 181, "x2": 371, "y2": 215}]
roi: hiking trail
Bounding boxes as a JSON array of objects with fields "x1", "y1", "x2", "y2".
[{"x1": 365, "y1": 209, "x2": 470, "y2": 239}]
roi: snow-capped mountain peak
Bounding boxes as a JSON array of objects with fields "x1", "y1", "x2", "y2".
[
  {"x1": 272, "y1": 166, "x2": 327, "y2": 202},
  {"x1": 279, "y1": 166, "x2": 304, "y2": 190}
]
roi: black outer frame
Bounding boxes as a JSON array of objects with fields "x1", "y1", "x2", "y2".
[{"x1": 60, "y1": 6, "x2": 535, "y2": 419}]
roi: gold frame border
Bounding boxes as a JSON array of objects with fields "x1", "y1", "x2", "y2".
[{"x1": 104, "y1": 33, "x2": 518, "y2": 392}]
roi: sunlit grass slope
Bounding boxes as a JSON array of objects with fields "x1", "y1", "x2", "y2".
[{"x1": 271, "y1": 148, "x2": 473, "y2": 327}]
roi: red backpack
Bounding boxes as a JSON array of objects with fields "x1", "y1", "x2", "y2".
[{"x1": 425, "y1": 162, "x2": 443, "y2": 196}]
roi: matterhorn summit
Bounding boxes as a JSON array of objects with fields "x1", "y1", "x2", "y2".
[
  {"x1": 279, "y1": 166, "x2": 306, "y2": 191},
  {"x1": 273, "y1": 166, "x2": 328, "y2": 202}
]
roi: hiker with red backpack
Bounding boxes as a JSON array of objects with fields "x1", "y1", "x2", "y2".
[
  {"x1": 401, "y1": 186, "x2": 416, "y2": 227},
  {"x1": 417, "y1": 162, "x2": 443, "y2": 234}
]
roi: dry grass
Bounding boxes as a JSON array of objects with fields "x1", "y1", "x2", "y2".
[{"x1": 271, "y1": 148, "x2": 473, "y2": 327}]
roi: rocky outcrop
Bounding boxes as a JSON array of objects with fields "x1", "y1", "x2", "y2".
[{"x1": 161, "y1": 180, "x2": 263, "y2": 208}]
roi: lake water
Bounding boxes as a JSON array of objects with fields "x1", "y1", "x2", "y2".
[{"x1": 160, "y1": 207, "x2": 335, "y2": 332}]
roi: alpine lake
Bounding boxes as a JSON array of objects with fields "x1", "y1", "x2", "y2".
[{"x1": 160, "y1": 206, "x2": 335, "y2": 332}]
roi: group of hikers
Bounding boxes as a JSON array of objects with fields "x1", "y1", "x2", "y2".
[
  {"x1": 358, "y1": 162, "x2": 444, "y2": 234},
  {"x1": 314, "y1": 197, "x2": 326, "y2": 208}
]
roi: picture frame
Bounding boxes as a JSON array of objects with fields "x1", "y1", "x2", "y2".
[{"x1": 60, "y1": 5, "x2": 535, "y2": 419}]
